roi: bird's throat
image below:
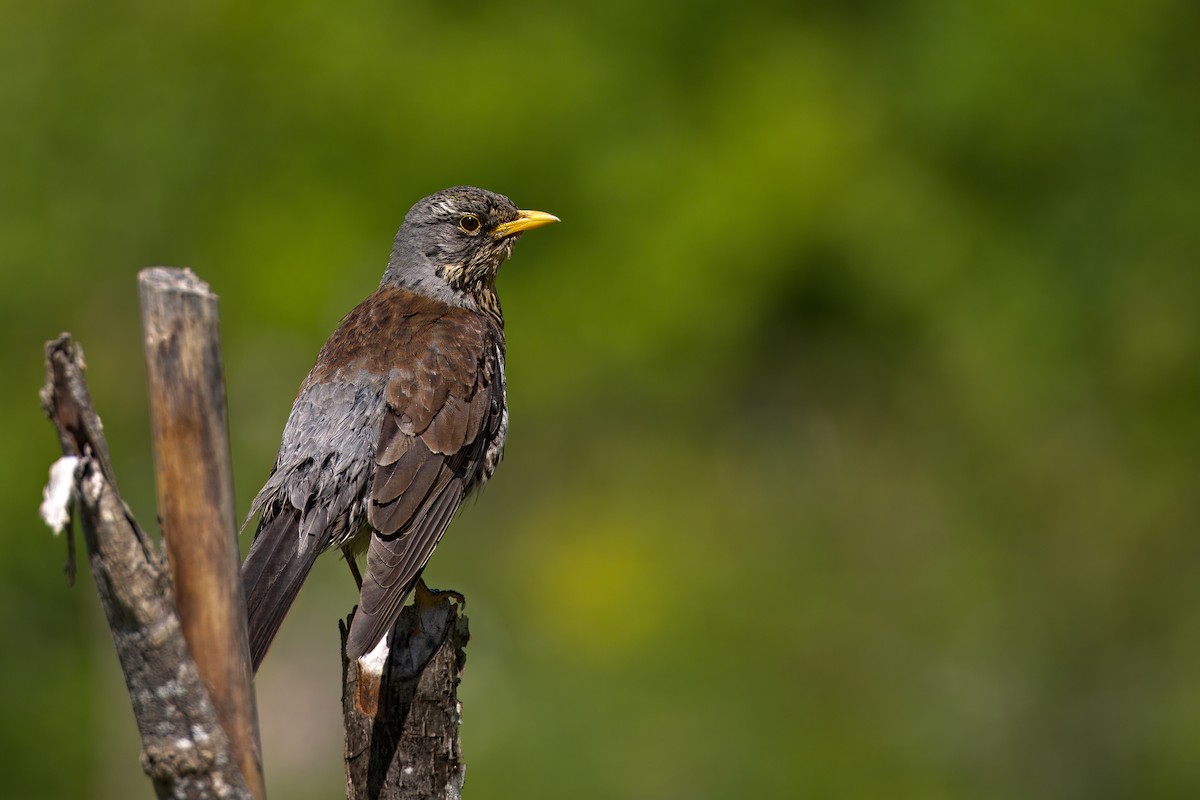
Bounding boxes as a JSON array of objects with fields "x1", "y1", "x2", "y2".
[{"x1": 436, "y1": 263, "x2": 504, "y2": 327}]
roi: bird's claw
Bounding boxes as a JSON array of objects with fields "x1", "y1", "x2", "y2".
[{"x1": 414, "y1": 577, "x2": 466, "y2": 610}]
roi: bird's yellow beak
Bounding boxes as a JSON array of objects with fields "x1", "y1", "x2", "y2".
[{"x1": 492, "y1": 209, "x2": 560, "y2": 238}]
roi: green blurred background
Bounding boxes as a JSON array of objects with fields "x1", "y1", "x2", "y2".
[{"x1": 3, "y1": 0, "x2": 1199, "y2": 797}]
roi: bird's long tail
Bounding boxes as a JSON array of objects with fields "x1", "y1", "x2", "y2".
[{"x1": 241, "y1": 506, "x2": 320, "y2": 673}]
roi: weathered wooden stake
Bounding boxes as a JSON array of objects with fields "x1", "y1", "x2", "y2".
[
  {"x1": 139, "y1": 268, "x2": 265, "y2": 800},
  {"x1": 342, "y1": 596, "x2": 469, "y2": 800},
  {"x1": 42, "y1": 335, "x2": 253, "y2": 800}
]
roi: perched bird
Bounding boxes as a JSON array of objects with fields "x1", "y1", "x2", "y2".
[{"x1": 241, "y1": 186, "x2": 558, "y2": 672}]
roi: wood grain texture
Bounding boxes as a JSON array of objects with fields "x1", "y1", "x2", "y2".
[{"x1": 138, "y1": 268, "x2": 265, "y2": 800}]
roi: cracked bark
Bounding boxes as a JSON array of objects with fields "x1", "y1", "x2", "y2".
[
  {"x1": 41, "y1": 335, "x2": 253, "y2": 800},
  {"x1": 341, "y1": 596, "x2": 469, "y2": 800}
]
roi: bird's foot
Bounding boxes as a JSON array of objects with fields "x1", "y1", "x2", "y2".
[{"x1": 414, "y1": 577, "x2": 466, "y2": 610}]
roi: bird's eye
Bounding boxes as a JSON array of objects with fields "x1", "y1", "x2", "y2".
[{"x1": 458, "y1": 213, "x2": 482, "y2": 234}]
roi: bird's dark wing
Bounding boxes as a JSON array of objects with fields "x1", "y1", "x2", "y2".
[
  {"x1": 243, "y1": 287, "x2": 425, "y2": 672},
  {"x1": 344, "y1": 309, "x2": 505, "y2": 659}
]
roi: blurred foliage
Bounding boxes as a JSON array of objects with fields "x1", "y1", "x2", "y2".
[{"x1": 3, "y1": 0, "x2": 1199, "y2": 797}]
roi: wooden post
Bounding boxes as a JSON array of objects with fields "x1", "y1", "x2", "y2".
[
  {"x1": 341, "y1": 595, "x2": 469, "y2": 800},
  {"x1": 138, "y1": 268, "x2": 265, "y2": 800},
  {"x1": 42, "y1": 335, "x2": 253, "y2": 800}
]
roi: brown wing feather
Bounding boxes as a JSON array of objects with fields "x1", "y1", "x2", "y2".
[
  {"x1": 347, "y1": 482, "x2": 464, "y2": 658},
  {"x1": 373, "y1": 436, "x2": 441, "y2": 507},
  {"x1": 345, "y1": 312, "x2": 503, "y2": 659}
]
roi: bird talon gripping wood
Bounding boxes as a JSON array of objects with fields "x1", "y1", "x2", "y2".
[{"x1": 241, "y1": 186, "x2": 558, "y2": 672}]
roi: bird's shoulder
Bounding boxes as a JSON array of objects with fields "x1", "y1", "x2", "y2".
[{"x1": 303, "y1": 285, "x2": 502, "y2": 389}]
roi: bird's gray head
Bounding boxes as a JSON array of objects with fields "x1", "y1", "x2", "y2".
[{"x1": 383, "y1": 186, "x2": 558, "y2": 314}]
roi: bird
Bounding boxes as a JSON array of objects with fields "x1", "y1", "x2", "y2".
[{"x1": 241, "y1": 186, "x2": 558, "y2": 673}]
